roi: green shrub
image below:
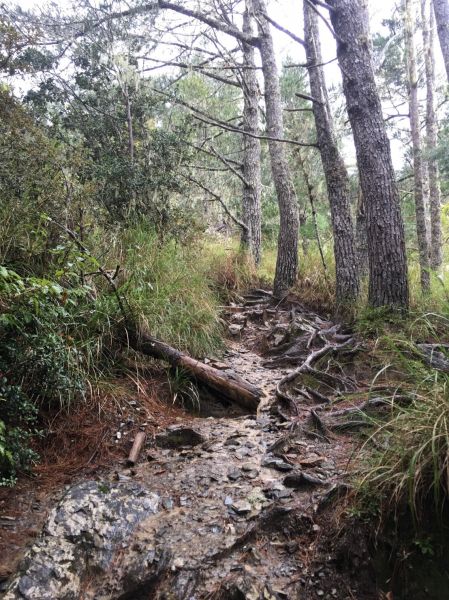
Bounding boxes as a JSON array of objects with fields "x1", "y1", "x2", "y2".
[
  {"x1": 0, "y1": 379, "x2": 40, "y2": 486},
  {"x1": 0, "y1": 265, "x2": 96, "y2": 482}
]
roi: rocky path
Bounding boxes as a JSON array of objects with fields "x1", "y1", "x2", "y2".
[{"x1": 2, "y1": 291, "x2": 377, "y2": 600}]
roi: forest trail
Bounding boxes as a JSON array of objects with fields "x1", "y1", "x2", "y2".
[{"x1": 2, "y1": 291, "x2": 378, "y2": 600}]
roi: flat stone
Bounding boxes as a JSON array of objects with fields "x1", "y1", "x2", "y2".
[
  {"x1": 262, "y1": 456, "x2": 294, "y2": 472},
  {"x1": 231, "y1": 501, "x2": 252, "y2": 514},
  {"x1": 284, "y1": 471, "x2": 326, "y2": 488},
  {"x1": 227, "y1": 467, "x2": 242, "y2": 481},
  {"x1": 155, "y1": 427, "x2": 206, "y2": 449},
  {"x1": 241, "y1": 463, "x2": 258, "y2": 472}
]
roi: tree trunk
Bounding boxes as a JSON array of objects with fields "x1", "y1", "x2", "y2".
[
  {"x1": 405, "y1": 0, "x2": 431, "y2": 292},
  {"x1": 240, "y1": 7, "x2": 262, "y2": 266},
  {"x1": 433, "y1": 0, "x2": 449, "y2": 82},
  {"x1": 124, "y1": 83, "x2": 134, "y2": 163},
  {"x1": 303, "y1": 1, "x2": 359, "y2": 304},
  {"x1": 328, "y1": 0, "x2": 409, "y2": 308},
  {"x1": 251, "y1": 0, "x2": 299, "y2": 297},
  {"x1": 422, "y1": 0, "x2": 443, "y2": 269},
  {"x1": 297, "y1": 150, "x2": 328, "y2": 278},
  {"x1": 355, "y1": 185, "x2": 369, "y2": 278}
]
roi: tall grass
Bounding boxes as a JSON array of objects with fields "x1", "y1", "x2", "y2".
[
  {"x1": 118, "y1": 225, "x2": 224, "y2": 357},
  {"x1": 356, "y1": 316, "x2": 449, "y2": 525},
  {"x1": 360, "y1": 376, "x2": 449, "y2": 523}
]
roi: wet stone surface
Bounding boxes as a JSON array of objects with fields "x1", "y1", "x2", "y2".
[{"x1": 3, "y1": 481, "x2": 159, "y2": 599}]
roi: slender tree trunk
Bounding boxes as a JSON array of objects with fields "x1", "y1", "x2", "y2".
[
  {"x1": 251, "y1": 0, "x2": 299, "y2": 297},
  {"x1": 405, "y1": 0, "x2": 431, "y2": 292},
  {"x1": 299, "y1": 209, "x2": 309, "y2": 257},
  {"x1": 240, "y1": 7, "x2": 262, "y2": 266},
  {"x1": 433, "y1": 0, "x2": 449, "y2": 82},
  {"x1": 124, "y1": 83, "x2": 134, "y2": 163},
  {"x1": 422, "y1": 0, "x2": 443, "y2": 269},
  {"x1": 297, "y1": 151, "x2": 329, "y2": 281},
  {"x1": 303, "y1": 1, "x2": 359, "y2": 304},
  {"x1": 328, "y1": 0, "x2": 409, "y2": 308}
]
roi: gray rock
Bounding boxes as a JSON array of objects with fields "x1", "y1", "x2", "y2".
[
  {"x1": 155, "y1": 427, "x2": 206, "y2": 449},
  {"x1": 284, "y1": 471, "x2": 326, "y2": 489},
  {"x1": 3, "y1": 481, "x2": 159, "y2": 600},
  {"x1": 227, "y1": 467, "x2": 242, "y2": 481},
  {"x1": 262, "y1": 456, "x2": 294, "y2": 472},
  {"x1": 231, "y1": 501, "x2": 252, "y2": 515}
]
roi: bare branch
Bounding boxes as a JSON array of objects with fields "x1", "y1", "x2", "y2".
[
  {"x1": 153, "y1": 87, "x2": 319, "y2": 147},
  {"x1": 209, "y1": 145, "x2": 249, "y2": 186},
  {"x1": 158, "y1": 0, "x2": 260, "y2": 46},
  {"x1": 184, "y1": 174, "x2": 248, "y2": 231},
  {"x1": 295, "y1": 91, "x2": 324, "y2": 105},
  {"x1": 264, "y1": 14, "x2": 306, "y2": 47},
  {"x1": 309, "y1": 0, "x2": 336, "y2": 12}
]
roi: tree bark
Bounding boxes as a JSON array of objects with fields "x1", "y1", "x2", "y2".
[
  {"x1": 405, "y1": 0, "x2": 431, "y2": 292},
  {"x1": 328, "y1": 0, "x2": 409, "y2": 308},
  {"x1": 303, "y1": 1, "x2": 359, "y2": 304},
  {"x1": 355, "y1": 184, "x2": 369, "y2": 278},
  {"x1": 240, "y1": 7, "x2": 262, "y2": 266},
  {"x1": 251, "y1": 0, "x2": 300, "y2": 297},
  {"x1": 433, "y1": 0, "x2": 449, "y2": 82},
  {"x1": 422, "y1": 0, "x2": 443, "y2": 269}
]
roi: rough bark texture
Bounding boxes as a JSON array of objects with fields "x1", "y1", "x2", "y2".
[
  {"x1": 240, "y1": 7, "x2": 262, "y2": 265},
  {"x1": 303, "y1": 1, "x2": 359, "y2": 304},
  {"x1": 251, "y1": 0, "x2": 299, "y2": 297},
  {"x1": 433, "y1": 0, "x2": 449, "y2": 82},
  {"x1": 328, "y1": 0, "x2": 409, "y2": 308},
  {"x1": 405, "y1": 0, "x2": 431, "y2": 292},
  {"x1": 355, "y1": 185, "x2": 369, "y2": 278},
  {"x1": 422, "y1": 0, "x2": 443, "y2": 269}
]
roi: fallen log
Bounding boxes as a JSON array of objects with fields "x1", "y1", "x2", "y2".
[
  {"x1": 126, "y1": 329, "x2": 261, "y2": 412},
  {"x1": 127, "y1": 431, "x2": 146, "y2": 466}
]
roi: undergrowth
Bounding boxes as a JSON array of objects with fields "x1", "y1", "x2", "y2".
[
  {"x1": 119, "y1": 226, "x2": 224, "y2": 357},
  {"x1": 0, "y1": 226, "x2": 258, "y2": 484},
  {"x1": 354, "y1": 314, "x2": 449, "y2": 528}
]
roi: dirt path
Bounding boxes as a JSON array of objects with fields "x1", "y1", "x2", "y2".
[{"x1": 2, "y1": 291, "x2": 378, "y2": 600}]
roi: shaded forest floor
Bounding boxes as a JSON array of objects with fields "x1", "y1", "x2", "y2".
[{"x1": 1, "y1": 289, "x2": 448, "y2": 599}]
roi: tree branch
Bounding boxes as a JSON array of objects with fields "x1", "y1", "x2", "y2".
[
  {"x1": 295, "y1": 91, "x2": 324, "y2": 105},
  {"x1": 310, "y1": 0, "x2": 336, "y2": 12},
  {"x1": 264, "y1": 15, "x2": 306, "y2": 47},
  {"x1": 208, "y1": 145, "x2": 249, "y2": 186},
  {"x1": 184, "y1": 174, "x2": 248, "y2": 230},
  {"x1": 153, "y1": 87, "x2": 319, "y2": 147},
  {"x1": 158, "y1": 0, "x2": 260, "y2": 46}
]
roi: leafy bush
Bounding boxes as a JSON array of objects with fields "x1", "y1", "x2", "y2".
[
  {"x1": 0, "y1": 265, "x2": 94, "y2": 482},
  {"x1": 0, "y1": 379, "x2": 40, "y2": 486}
]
